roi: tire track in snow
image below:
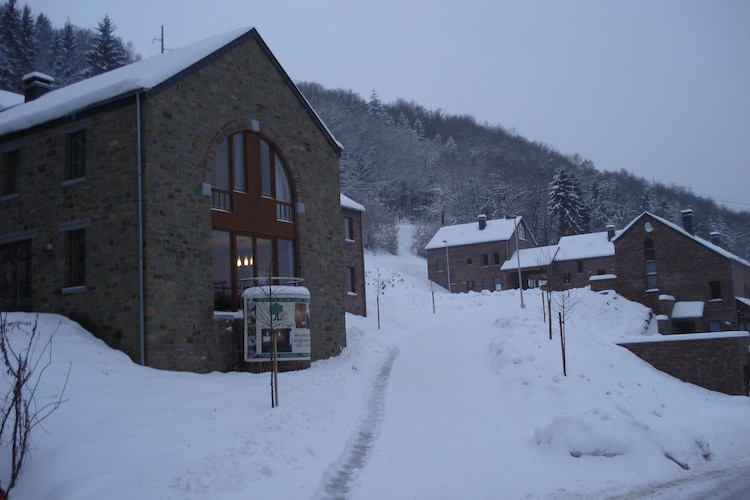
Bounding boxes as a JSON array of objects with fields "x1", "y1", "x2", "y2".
[{"x1": 315, "y1": 346, "x2": 398, "y2": 500}]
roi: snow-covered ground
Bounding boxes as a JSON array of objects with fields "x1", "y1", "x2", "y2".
[{"x1": 2, "y1": 225, "x2": 749, "y2": 499}]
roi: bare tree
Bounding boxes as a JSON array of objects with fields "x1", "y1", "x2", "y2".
[{"x1": 0, "y1": 314, "x2": 69, "y2": 498}]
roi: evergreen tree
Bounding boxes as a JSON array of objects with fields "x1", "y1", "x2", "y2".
[
  {"x1": 54, "y1": 19, "x2": 79, "y2": 86},
  {"x1": 85, "y1": 14, "x2": 126, "y2": 77},
  {"x1": 0, "y1": 0, "x2": 23, "y2": 91},
  {"x1": 33, "y1": 13, "x2": 56, "y2": 75},
  {"x1": 548, "y1": 168, "x2": 588, "y2": 239},
  {"x1": 18, "y1": 4, "x2": 36, "y2": 78}
]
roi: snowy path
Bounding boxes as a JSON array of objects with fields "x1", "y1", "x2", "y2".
[
  {"x1": 316, "y1": 346, "x2": 399, "y2": 499},
  {"x1": 346, "y1": 308, "x2": 535, "y2": 499}
]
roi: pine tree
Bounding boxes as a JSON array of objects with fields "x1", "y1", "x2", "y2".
[
  {"x1": 0, "y1": 0, "x2": 23, "y2": 91},
  {"x1": 18, "y1": 4, "x2": 36, "y2": 78},
  {"x1": 54, "y1": 19, "x2": 79, "y2": 86},
  {"x1": 548, "y1": 168, "x2": 588, "y2": 239},
  {"x1": 85, "y1": 14, "x2": 126, "y2": 77},
  {"x1": 33, "y1": 13, "x2": 56, "y2": 75}
]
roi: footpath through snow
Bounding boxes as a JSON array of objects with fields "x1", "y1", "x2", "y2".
[{"x1": 2, "y1": 224, "x2": 749, "y2": 499}]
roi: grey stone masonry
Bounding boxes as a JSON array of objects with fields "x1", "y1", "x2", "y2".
[{"x1": 0, "y1": 30, "x2": 346, "y2": 372}]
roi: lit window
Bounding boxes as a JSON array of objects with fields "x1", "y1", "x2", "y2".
[{"x1": 210, "y1": 130, "x2": 297, "y2": 310}]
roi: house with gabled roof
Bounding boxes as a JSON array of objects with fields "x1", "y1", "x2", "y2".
[
  {"x1": 611, "y1": 210, "x2": 750, "y2": 334},
  {"x1": 425, "y1": 215, "x2": 537, "y2": 292},
  {"x1": 501, "y1": 227, "x2": 618, "y2": 290},
  {"x1": 0, "y1": 27, "x2": 349, "y2": 373},
  {"x1": 341, "y1": 194, "x2": 366, "y2": 316}
]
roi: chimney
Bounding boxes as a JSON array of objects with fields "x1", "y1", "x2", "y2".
[
  {"x1": 710, "y1": 231, "x2": 721, "y2": 246},
  {"x1": 606, "y1": 224, "x2": 616, "y2": 241},
  {"x1": 22, "y1": 72, "x2": 55, "y2": 102},
  {"x1": 681, "y1": 209, "x2": 694, "y2": 235},
  {"x1": 478, "y1": 214, "x2": 487, "y2": 231}
]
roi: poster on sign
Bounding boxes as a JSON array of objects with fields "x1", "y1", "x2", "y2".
[{"x1": 243, "y1": 286, "x2": 311, "y2": 362}]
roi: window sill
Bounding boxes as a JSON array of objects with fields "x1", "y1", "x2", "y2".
[
  {"x1": 347, "y1": 292, "x2": 358, "y2": 297},
  {"x1": 61, "y1": 285, "x2": 87, "y2": 294},
  {"x1": 62, "y1": 177, "x2": 86, "y2": 187},
  {"x1": 645, "y1": 288, "x2": 660, "y2": 293},
  {"x1": 0, "y1": 193, "x2": 20, "y2": 202},
  {"x1": 345, "y1": 238, "x2": 355, "y2": 243},
  {"x1": 708, "y1": 298, "x2": 723, "y2": 303}
]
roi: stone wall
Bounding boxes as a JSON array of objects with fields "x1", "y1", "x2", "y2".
[
  {"x1": 619, "y1": 333, "x2": 749, "y2": 396},
  {"x1": 1, "y1": 100, "x2": 144, "y2": 359},
  {"x1": 136, "y1": 32, "x2": 346, "y2": 370},
  {"x1": 0, "y1": 31, "x2": 346, "y2": 372}
]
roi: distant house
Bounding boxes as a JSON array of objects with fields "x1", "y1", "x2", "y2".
[
  {"x1": 501, "y1": 227, "x2": 618, "y2": 291},
  {"x1": 342, "y1": 194, "x2": 366, "y2": 316},
  {"x1": 425, "y1": 215, "x2": 536, "y2": 292},
  {"x1": 0, "y1": 27, "x2": 348, "y2": 373},
  {"x1": 611, "y1": 210, "x2": 750, "y2": 334}
]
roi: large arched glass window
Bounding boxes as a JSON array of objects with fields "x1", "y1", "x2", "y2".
[{"x1": 210, "y1": 130, "x2": 297, "y2": 311}]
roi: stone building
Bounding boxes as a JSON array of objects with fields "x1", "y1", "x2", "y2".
[
  {"x1": 425, "y1": 215, "x2": 537, "y2": 293},
  {"x1": 0, "y1": 27, "x2": 348, "y2": 373},
  {"x1": 501, "y1": 228, "x2": 618, "y2": 291},
  {"x1": 611, "y1": 211, "x2": 750, "y2": 334},
  {"x1": 341, "y1": 194, "x2": 366, "y2": 317}
]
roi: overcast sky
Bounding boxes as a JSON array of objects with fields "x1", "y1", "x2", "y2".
[{"x1": 26, "y1": 0, "x2": 750, "y2": 212}]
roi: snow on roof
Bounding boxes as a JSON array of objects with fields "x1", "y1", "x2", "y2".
[
  {"x1": 555, "y1": 231, "x2": 616, "y2": 261},
  {"x1": 500, "y1": 245, "x2": 558, "y2": 271},
  {"x1": 671, "y1": 301, "x2": 704, "y2": 319},
  {"x1": 615, "y1": 212, "x2": 750, "y2": 270},
  {"x1": 737, "y1": 296, "x2": 750, "y2": 308},
  {"x1": 0, "y1": 27, "x2": 253, "y2": 136},
  {"x1": 340, "y1": 194, "x2": 365, "y2": 212},
  {"x1": 619, "y1": 330, "x2": 748, "y2": 343},
  {"x1": 425, "y1": 217, "x2": 521, "y2": 250},
  {"x1": 0, "y1": 89, "x2": 23, "y2": 112},
  {"x1": 501, "y1": 230, "x2": 616, "y2": 271}
]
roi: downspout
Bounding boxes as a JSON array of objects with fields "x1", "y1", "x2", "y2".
[{"x1": 137, "y1": 92, "x2": 145, "y2": 365}]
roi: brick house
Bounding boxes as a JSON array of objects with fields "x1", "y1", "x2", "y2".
[
  {"x1": 0, "y1": 27, "x2": 349, "y2": 373},
  {"x1": 425, "y1": 215, "x2": 537, "y2": 292},
  {"x1": 611, "y1": 210, "x2": 750, "y2": 334},
  {"x1": 501, "y1": 227, "x2": 618, "y2": 291},
  {"x1": 341, "y1": 194, "x2": 366, "y2": 316}
]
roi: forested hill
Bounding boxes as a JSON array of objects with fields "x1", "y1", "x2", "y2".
[{"x1": 298, "y1": 82, "x2": 750, "y2": 260}]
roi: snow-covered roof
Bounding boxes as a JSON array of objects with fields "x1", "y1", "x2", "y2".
[
  {"x1": 671, "y1": 301, "x2": 704, "y2": 319},
  {"x1": 340, "y1": 194, "x2": 365, "y2": 212},
  {"x1": 0, "y1": 27, "x2": 343, "y2": 154},
  {"x1": 737, "y1": 296, "x2": 750, "y2": 308},
  {"x1": 500, "y1": 245, "x2": 558, "y2": 271},
  {"x1": 501, "y1": 230, "x2": 617, "y2": 271},
  {"x1": 425, "y1": 217, "x2": 522, "y2": 250},
  {"x1": 555, "y1": 230, "x2": 617, "y2": 261},
  {"x1": 0, "y1": 89, "x2": 23, "y2": 112},
  {"x1": 614, "y1": 212, "x2": 750, "y2": 270}
]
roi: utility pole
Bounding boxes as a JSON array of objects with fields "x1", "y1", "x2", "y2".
[
  {"x1": 514, "y1": 216, "x2": 525, "y2": 308},
  {"x1": 153, "y1": 25, "x2": 166, "y2": 54}
]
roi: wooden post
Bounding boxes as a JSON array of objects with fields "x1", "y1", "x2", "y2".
[{"x1": 558, "y1": 311, "x2": 566, "y2": 376}]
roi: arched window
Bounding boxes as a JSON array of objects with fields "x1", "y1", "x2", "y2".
[
  {"x1": 644, "y1": 238, "x2": 657, "y2": 290},
  {"x1": 209, "y1": 130, "x2": 297, "y2": 311}
]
